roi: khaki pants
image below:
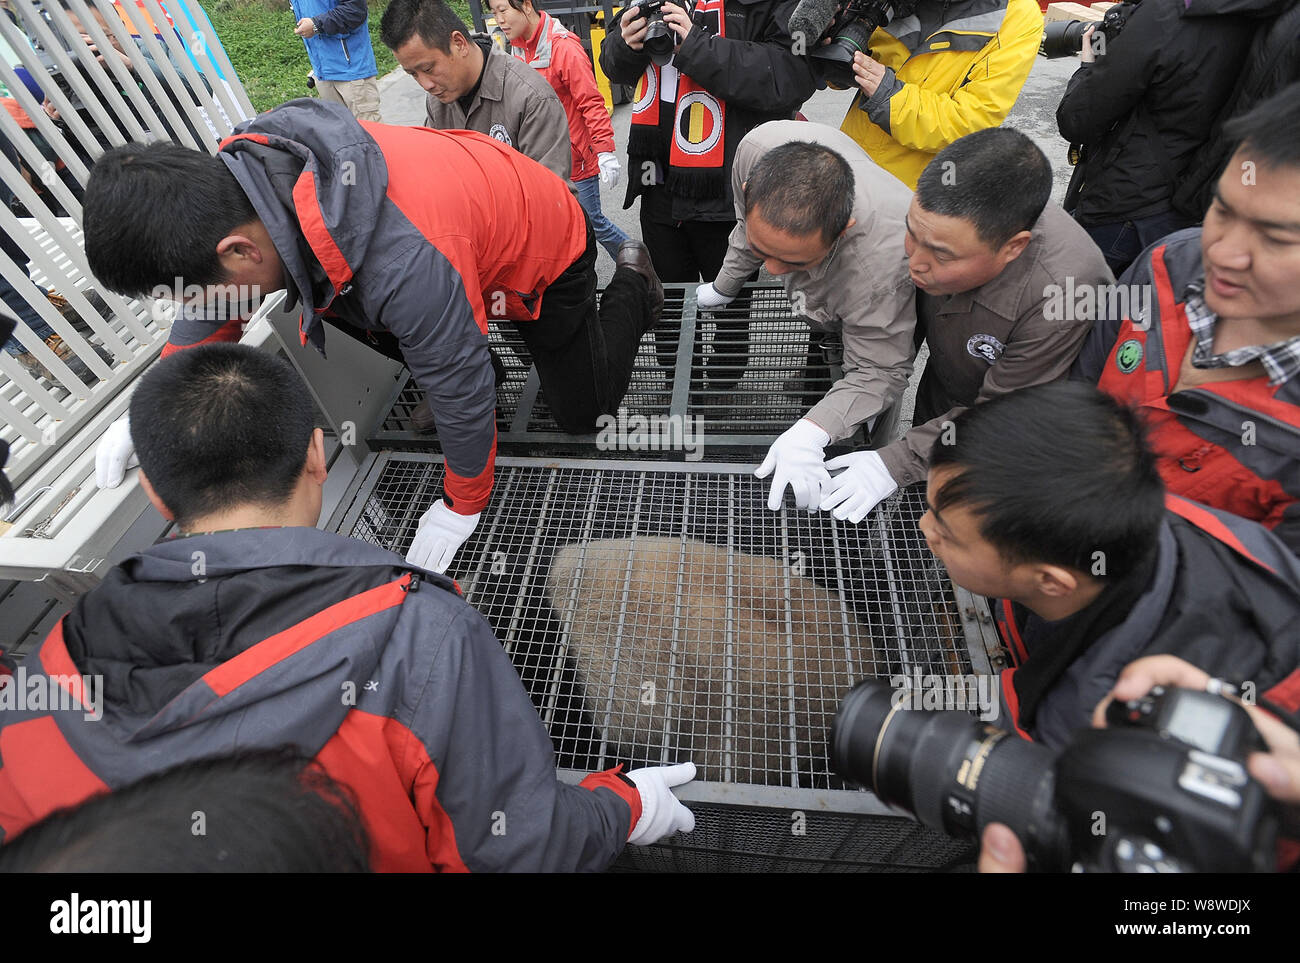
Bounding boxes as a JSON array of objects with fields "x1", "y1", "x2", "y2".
[{"x1": 316, "y1": 76, "x2": 382, "y2": 123}]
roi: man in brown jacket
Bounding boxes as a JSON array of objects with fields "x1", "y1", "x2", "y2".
[
  {"x1": 381, "y1": 0, "x2": 572, "y2": 182},
  {"x1": 701, "y1": 120, "x2": 917, "y2": 512},
  {"x1": 819, "y1": 128, "x2": 1114, "y2": 522}
]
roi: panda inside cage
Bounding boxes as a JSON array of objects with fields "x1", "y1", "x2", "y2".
[{"x1": 330, "y1": 287, "x2": 990, "y2": 870}]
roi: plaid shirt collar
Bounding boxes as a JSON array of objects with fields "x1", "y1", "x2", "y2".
[{"x1": 1185, "y1": 281, "x2": 1300, "y2": 387}]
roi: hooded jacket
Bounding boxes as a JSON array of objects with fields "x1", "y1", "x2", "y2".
[
  {"x1": 1073, "y1": 229, "x2": 1300, "y2": 554},
  {"x1": 511, "y1": 11, "x2": 616, "y2": 182},
  {"x1": 162, "y1": 99, "x2": 588, "y2": 517},
  {"x1": 838, "y1": 0, "x2": 1043, "y2": 190},
  {"x1": 1055, "y1": 0, "x2": 1257, "y2": 224},
  {"x1": 0, "y1": 527, "x2": 641, "y2": 871},
  {"x1": 995, "y1": 496, "x2": 1300, "y2": 749}
]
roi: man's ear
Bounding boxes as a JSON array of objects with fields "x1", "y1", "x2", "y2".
[
  {"x1": 215, "y1": 231, "x2": 267, "y2": 274},
  {"x1": 996, "y1": 230, "x2": 1032, "y2": 267},
  {"x1": 304, "y1": 427, "x2": 328, "y2": 485},
  {"x1": 451, "y1": 30, "x2": 470, "y2": 54},
  {"x1": 841, "y1": 216, "x2": 857, "y2": 237},
  {"x1": 138, "y1": 470, "x2": 175, "y2": 522},
  {"x1": 1032, "y1": 563, "x2": 1080, "y2": 598}
]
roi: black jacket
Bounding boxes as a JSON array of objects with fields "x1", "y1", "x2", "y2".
[
  {"x1": 1171, "y1": 0, "x2": 1300, "y2": 220},
  {"x1": 599, "y1": 0, "x2": 817, "y2": 222},
  {"x1": 1055, "y1": 0, "x2": 1256, "y2": 224}
]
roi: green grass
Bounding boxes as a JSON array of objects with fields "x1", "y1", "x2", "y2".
[{"x1": 199, "y1": 0, "x2": 472, "y2": 113}]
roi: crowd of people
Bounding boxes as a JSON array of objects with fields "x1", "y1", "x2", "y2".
[{"x1": 0, "y1": 0, "x2": 1298, "y2": 873}]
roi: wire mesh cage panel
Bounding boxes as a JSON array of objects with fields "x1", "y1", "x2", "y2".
[
  {"x1": 369, "y1": 285, "x2": 876, "y2": 457},
  {"x1": 331, "y1": 453, "x2": 994, "y2": 871}
]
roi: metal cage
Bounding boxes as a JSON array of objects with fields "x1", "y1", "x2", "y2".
[
  {"x1": 328, "y1": 453, "x2": 1002, "y2": 872},
  {"x1": 370, "y1": 284, "x2": 896, "y2": 459}
]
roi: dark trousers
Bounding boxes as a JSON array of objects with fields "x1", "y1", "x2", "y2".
[
  {"x1": 515, "y1": 216, "x2": 651, "y2": 431},
  {"x1": 1078, "y1": 208, "x2": 1194, "y2": 278},
  {"x1": 325, "y1": 215, "x2": 651, "y2": 434},
  {"x1": 640, "y1": 208, "x2": 756, "y2": 390}
]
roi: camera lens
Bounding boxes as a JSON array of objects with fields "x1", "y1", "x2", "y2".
[
  {"x1": 831, "y1": 679, "x2": 1071, "y2": 870},
  {"x1": 1040, "y1": 20, "x2": 1093, "y2": 58},
  {"x1": 643, "y1": 17, "x2": 675, "y2": 66}
]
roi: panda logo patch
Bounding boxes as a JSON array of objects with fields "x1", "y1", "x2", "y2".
[
  {"x1": 488, "y1": 124, "x2": 513, "y2": 146},
  {"x1": 1115, "y1": 339, "x2": 1143, "y2": 374},
  {"x1": 966, "y1": 333, "x2": 1005, "y2": 365}
]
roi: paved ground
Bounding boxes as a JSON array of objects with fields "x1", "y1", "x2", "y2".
[{"x1": 378, "y1": 52, "x2": 1082, "y2": 288}]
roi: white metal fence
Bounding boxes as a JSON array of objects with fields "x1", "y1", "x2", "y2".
[{"x1": 1, "y1": 0, "x2": 254, "y2": 586}]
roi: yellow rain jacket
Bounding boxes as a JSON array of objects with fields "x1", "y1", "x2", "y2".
[{"x1": 838, "y1": 0, "x2": 1043, "y2": 188}]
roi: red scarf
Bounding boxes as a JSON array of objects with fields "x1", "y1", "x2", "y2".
[{"x1": 628, "y1": 0, "x2": 728, "y2": 194}]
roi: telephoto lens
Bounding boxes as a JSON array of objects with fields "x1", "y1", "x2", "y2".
[
  {"x1": 831, "y1": 679, "x2": 1072, "y2": 870},
  {"x1": 641, "y1": 4, "x2": 676, "y2": 66},
  {"x1": 1040, "y1": 19, "x2": 1093, "y2": 58}
]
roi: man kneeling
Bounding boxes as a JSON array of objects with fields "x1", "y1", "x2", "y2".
[{"x1": 0, "y1": 344, "x2": 694, "y2": 870}]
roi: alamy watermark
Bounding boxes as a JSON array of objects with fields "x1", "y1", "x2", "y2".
[
  {"x1": 1043, "y1": 278, "x2": 1152, "y2": 327},
  {"x1": 596, "y1": 409, "x2": 704, "y2": 461},
  {"x1": 149, "y1": 278, "x2": 263, "y2": 322},
  {"x1": 0, "y1": 666, "x2": 103, "y2": 721},
  {"x1": 890, "y1": 669, "x2": 998, "y2": 722}
]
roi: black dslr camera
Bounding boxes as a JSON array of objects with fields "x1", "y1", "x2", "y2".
[
  {"x1": 798, "y1": 0, "x2": 919, "y2": 89},
  {"x1": 1040, "y1": 0, "x2": 1136, "y2": 58},
  {"x1": 628, "y1": 0, "x2": 693, "y2": 66},
  {"x1": 831, "y1": 679, "x2": 1281, "y2": 872}
]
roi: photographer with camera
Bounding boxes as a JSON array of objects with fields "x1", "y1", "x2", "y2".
[
  {"x1": 817, "y1": 129, "x2": 1110, "y2": 523},
  {"x1": 920, "y1": 382, "x2": 1300, "y2": 750},
  {"x1": 824, "y1": 0, "x2": 1041, "y2": 189},
  {"x1": 831, "y1": 382, "x2": 1300, "y2": 872},
  {"x1": 978, "y1": 654, "x2": 1300, "y2": 872},
  {"x1": 599, "y1": 0, "x2": 817, "y2": 384},
  {"x1": 1073, "y1": 85, "x2": 1300, "y2": 556},
  {"x1": 1054, "y1": 0, "x2": 1256, "y2": 276}
]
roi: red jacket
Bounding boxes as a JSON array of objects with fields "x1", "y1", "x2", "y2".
[
  {"x1": 0, "y1": 528, "x2": 641, "y2": 871},
  {"x1": 511, "y1": 11, "x2": 616, "y2": 182},
  {"x1": 161, "y1": 100, "x2": 589, "y2": 516},
  {"x1": 1074, "y1": 228, "x2": 1300, "y2": 554}
]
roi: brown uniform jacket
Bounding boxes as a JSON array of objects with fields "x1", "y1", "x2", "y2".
[
  {"x1": 714, "y1": 120, "x2": 916, "y2": 441},
  {"x1": 878, "y1": 203, "x2": 1113, "y2": 486},
  {"x1": 424, "y1": 38, "x2": 572, "y2": 183}
]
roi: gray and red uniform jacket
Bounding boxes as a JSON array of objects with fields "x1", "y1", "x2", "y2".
[
  {"x1": 0, "y1": 527, "x2": 640, "y2": 871},
  {"x1": 163, "y1": 99, "x2": 588, "y2": 517},
  {"x1": 994, "y1": 496, "x2": 1300, "y2": 750},
  {"x1": 1073, "y1": 228, "x2": 1300, "y2": 554}
]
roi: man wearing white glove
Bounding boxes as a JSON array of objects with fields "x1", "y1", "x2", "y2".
[
  {"x1": 713, "y1": 121, "x2": 915, "y2": 510},
  {"x1": 94, "y1": 415, "x2": 138, "y2": 489},
  {"x1": 852, "y1": 130, "x2": 1110, "y2": 517},
  {"x1": 488, "y1": 0, "x2": 632, "y2": 262},
  {"x1": 27, "y1": 342, "x2": 694, "y2": 872},
  {"x1": 755, "y1": 418, "x2": 832, "y2": 512},
  {"x1": 406, "y1": 501, "x2": 481, "y2": 574},
  {"x1": 820, "y1": 449, "x2": 897, "y2": 522},
  {"x1": 626, "y1": 761, "x2": 697, "y2": 845}
]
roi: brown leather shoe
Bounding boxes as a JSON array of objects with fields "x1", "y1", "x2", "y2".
[{"x1": 616, "y1": 240, "x2": 664, "y2": 325}]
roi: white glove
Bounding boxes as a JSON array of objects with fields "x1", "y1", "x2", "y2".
[
  {"x1": 598, "y1": 152, "x2": 621, "y2": 187},
  {"x1": 755, "y1": 419, "x2": 831, "y2": 512},
  {"x1": 95, "y1": 416, "x2": 138, "y2": 489},
  {"x1": 695, "y1": 281, "x2": 736, "y2": 311},
  {"x1": 406, "y1": 501, "x2": 481, "y2": 574},
  {"x1": 627, "y1": 762, "x2": 697, "y2": 845},
  {"x1": 820, "y1": 450, "x2": 899, "y2": 523}
]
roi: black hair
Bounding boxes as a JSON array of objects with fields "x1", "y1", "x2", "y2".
[
  {"x1": 128, "y1": 343, "x2": 316, "y2": 529},
  {"x1": 743, "y1": 141, "x2": 855, "y2": 245},
  {"x1": 928, "y1": 381, "x2": 1165, "y2": 582},
  {"x1": 915, "y1": 128, "x2": 1052, "y2": 249},
  {"x1": 502, "y1": 0, "x2": 541, "y2": 11},
  {"x1": 0, "y1": 748, "x2": 371, "y2": 872},
  {"x1": 380, "y1": 0, "x2": 471, "y2": 53},
  {"x1": 1222, "y1": 81, "x2": 1300, "y2": 172},
  {"x1": 83, "y1": 142, "x2": 257, "y2": 298}
]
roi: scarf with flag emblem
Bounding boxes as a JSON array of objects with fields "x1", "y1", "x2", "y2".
[{"x1": 627, "y1": 0, "x2": 728, "y2": 198}]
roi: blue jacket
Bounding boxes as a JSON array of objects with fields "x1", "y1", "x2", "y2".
[{"x1": 291, "y1": 0, "x2": 377, "y2": 82}]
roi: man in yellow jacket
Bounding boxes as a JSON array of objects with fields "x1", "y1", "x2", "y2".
[{"x1": 838, "y1": 0, "x2": 1042, "y2": 188}]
